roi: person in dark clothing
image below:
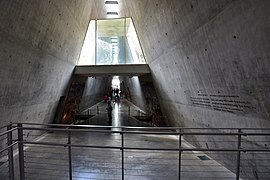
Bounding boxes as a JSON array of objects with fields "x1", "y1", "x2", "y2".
[
  {"x1": 115, "y1": 88, "x2": 119, "y2": 96},
  {"x1": 106, "y1": 101, "x2": 113, "y2": 125}
]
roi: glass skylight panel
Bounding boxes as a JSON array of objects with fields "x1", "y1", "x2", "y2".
[{"x1": 77, "y1": 18, "x2": 146, "y2": 65}]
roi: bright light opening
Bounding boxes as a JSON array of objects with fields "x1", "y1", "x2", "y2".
[
  {"x1": 77, "y1": 18, "x2": 146, "y2": 65},
  {"x1": 106, "y1": 0, "x2": 119, "y2": 18},
  {"x1": 112, "y1": 76, "x2": 120, "y2": 90},
  {"x1": 105, "y1": 1, "x2": 119, "y2": 4},
  {"x1": 77, "y1": 20, "x2": 96, "y2": 65}
]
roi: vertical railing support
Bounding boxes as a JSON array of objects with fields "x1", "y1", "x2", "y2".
[
  {"x1": 17, "y1": 123, "x2": 25, "y2": 180},
  {"x1": 68, "y1": 132, "x2": 72, "y2": 180},
  {"x1": 128, "y1": 106, "x2": 130, "y2": 116},
  {"x1": 178, "y1": 129, "x2": 182, "y2": 180},
  {"x1": 87, "y1": 109, "x2": 90, "y2": 123},
  {"x1": 121, "y1": 129, "x2": 124, "y2": 180},
  {"x1": 7, "y1": 123, "x2": 14, "y2": 180},
  {"x1": 97, "y1": 106, "x2": 99, "y2": 115},
  {"x1": 236, "y1": 129, "x2": 242, "y2": 180}
]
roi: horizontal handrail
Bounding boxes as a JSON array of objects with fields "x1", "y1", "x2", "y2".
[
  {"x1": 11, "y1": 122, "x2": 270, "y2": 130},
  {"x1": 21, "y1": 141, "x2": 270, "y2": 152},
  {"x1": 0, "y1": 124, "x2": 10, "y2": 130},
  {"x1": 1, "y1": 122, "x2": 270, "y2": 180},
  {"x1": 0, "y1": 142, "x2": 18, "y2": 154},
  {"x1": 17, "y1": 126, "x2": 270, "y2": 136},
  {"x1": 0, "y1": 127, "x2": 18, "y2": 137}
]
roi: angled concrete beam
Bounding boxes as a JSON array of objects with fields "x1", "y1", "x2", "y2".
[{"x1": 74, "y1": 64, "x2": 151, "y2": 76}]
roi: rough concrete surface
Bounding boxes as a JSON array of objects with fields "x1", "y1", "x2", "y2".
[
  {"x1": 123, "y1": 0, "x2": 270, "y2": 178},
  {"x1": 79, "y1": 76, "x2": 109, "y2": 112},
  {"x1": 0, "y1": 0, "x2": 270, "y2": 179},
  {"x1": 0, "y1": 0, "x2": 93, "y2": 126},
  {"x1": 125, "y1": 0, "x2": 270, "y2": 129}
]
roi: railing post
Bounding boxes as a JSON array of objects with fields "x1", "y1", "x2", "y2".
[
  {"x1": 236, "y1": 129, "x2": 242, "y2": 180},
  {"x1": 7, "y1": 123, "x2": 14, "y2": 180},
  {"x1": 68, "y1": 132, "x2": 72, "y2": 180},
  {"x1": 128, "y1": 106, "x2": 130, "y2": 116},
  {"x1": 178, "y1": 128, "x2": 182, "y2": 180},
  {"x1": 121, "y1": 128, "x2": 124, "y2": 180},
  {"x1": 87, "y1": 109, "x2": 90, "y2": 123},
  {"x1": 97, "y1": 106, "x2": 99, "y2": 115},
  {"x1": 17, "y1": 123, "x2": 25, "y2": 180}
]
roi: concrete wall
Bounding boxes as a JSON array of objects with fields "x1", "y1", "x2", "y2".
[
  {"x1": 121, "y1": 76, "x2": 147, "y2": 113},
  {"x1": 0, "y1": 0, "x2": 93, "y2": 126},
  {"x1": 126, "y1": 0, "x2": 270, "y2": 129},
  {"x1": 1, "y1": 0, "x2": 269, "y2": 177},
  {"x1": 80, "y1": 76, "x2": 109, "y2": 112},
  {"x1": 125, "y1": 0, "x2": 270, "y2": 178},
  {"x1": 121, "y1": 75, "x2": 160, "y2": 116}
]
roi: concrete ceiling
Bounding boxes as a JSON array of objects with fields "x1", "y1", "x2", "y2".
[{"x1": 91, "y1": 0, "x2": 130, "y2": 20}]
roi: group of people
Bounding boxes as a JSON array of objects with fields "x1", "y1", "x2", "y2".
[{"x1": 103, "y1": 87, "x2": 123, "y2": 103}]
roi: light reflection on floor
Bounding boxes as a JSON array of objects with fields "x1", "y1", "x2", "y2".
[{"x1": 1, "y1": 100, "x2": 239, "y2": 180}]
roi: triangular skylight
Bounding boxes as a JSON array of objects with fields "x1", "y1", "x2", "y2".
[{"x1": 77, "y1": 18, "x2": 146, "y2": 65}]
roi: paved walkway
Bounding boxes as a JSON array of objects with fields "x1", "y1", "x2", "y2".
[
  {"x1": 78, "y1": 100, "x2": 152, "y2": 127},
  {"x1": 0, "y1": 100, "x2": 238, "y2": 180}
]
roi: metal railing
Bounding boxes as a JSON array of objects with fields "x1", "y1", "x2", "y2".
[{"x1": 0, "y1": 123, "x2": 270, "y2": 180}]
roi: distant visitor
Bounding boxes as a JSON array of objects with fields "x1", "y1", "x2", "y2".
[{"x1": 106, "y1": 101, "x2": 113, "y2": 125}]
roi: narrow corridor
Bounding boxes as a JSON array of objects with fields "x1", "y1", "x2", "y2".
[{"x1": 78, "y1": 100, "x2": 152, "y2": 127}]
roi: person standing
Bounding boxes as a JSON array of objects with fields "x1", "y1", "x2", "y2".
[{"x1": 106, "y1": 101, "x2": 113, "y2": 125}]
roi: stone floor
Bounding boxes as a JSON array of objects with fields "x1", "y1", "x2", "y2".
[
  {"x1": 78, "y1": 100, "x2": 152, "y2": 127},
  {"x1": 0, "y1": 100, "x2": 238, "y2": 180}
]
